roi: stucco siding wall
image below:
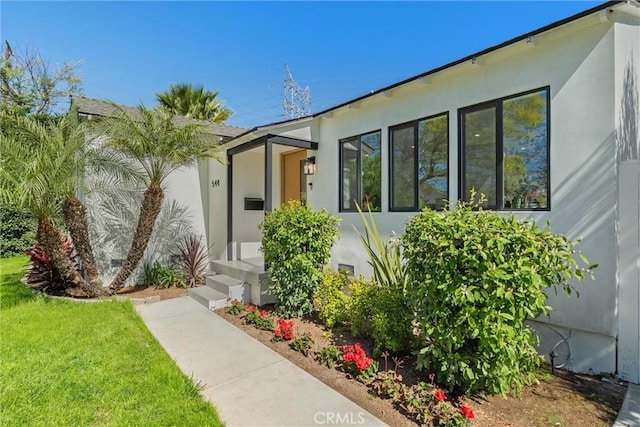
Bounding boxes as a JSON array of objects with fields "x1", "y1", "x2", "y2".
[
  {"x1": 164, "y1": 165, "x2": 207, "y2": 240},
  {"x1": 306, "y1": 19, "x2": 618, "y2": 373},
  {"x1": 232, "y1": 150, "x2": 265, "y2": 245},
  {"x1": 208, "y1": 157, "x2": 228, "y2": 260},
  {"x1": 615, "y1": 12, "x2": 640, "y2": 382}
]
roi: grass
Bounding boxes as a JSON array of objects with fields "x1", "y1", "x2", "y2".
[{"x1": 0, "y1": 256, "x2": 223, "y2": 426}]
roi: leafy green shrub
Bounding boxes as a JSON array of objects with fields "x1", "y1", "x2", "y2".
[
  {"x1": 402, "y1": 194, "x2": 596, "y2": 396},
  {"x1": 347, "y1": 277, "x2": 414, "y2": 356},
  {"x1": 0, "y1": 204, "x2": 36, "y2": 257},
  {"x1": 314, "y1": 269, "x2": 349, "y2": 328},
  {"x1": 289, "y1": 334, "x2": 314, "y2": 356},
  {"x1": 143, "y1": 262, "x2": 186, "y2": 289},
  {"x1": 347, "y1": 206, "x2": 414, "y2": 355},
  {"x1": 316, "y1": 345, "x2": 341, "y2": 368},
  {"x1": 260, "y1": 200, "x2": 339, "y2": 318}
]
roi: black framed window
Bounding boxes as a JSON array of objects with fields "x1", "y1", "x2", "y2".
[
  {"x1": 459, "y1": 87, "x2": 550, "y2": 210},
  {"x1": 339, "y1": 130, "x2": 381, "y2": 212},
  {"x1": 390, "y1": 113, "x2": 449, "y2": 211}
]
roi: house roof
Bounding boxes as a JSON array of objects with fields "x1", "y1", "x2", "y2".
[
  {"x1": 227, "y1": 0, "x2": 624, "y2": 143},
  {"x1": 71, "y1": 95, "x2": 247, "y2": 139}
]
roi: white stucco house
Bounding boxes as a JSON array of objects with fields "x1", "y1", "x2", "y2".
[{"x1": 77, "y1": 1, "x2": 639, "y2": 383}]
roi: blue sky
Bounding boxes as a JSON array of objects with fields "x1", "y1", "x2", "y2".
[{"x1": 2, "y1": 1, "x2": 602, "y2": 129}]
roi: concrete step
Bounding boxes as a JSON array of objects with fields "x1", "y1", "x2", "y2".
[
  {"x1": 206, "y1": 274, "x2": 249, "y2": 303},
  {"x1": 188, "y1": 286, "x2": 230, "y2": 310},
  {"x1": 210, "y1": 259, "x2": 267, "y2": 286}
]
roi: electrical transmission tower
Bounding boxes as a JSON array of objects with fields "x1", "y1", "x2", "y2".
[{"x1": 283, "y1": 64, "x2": 311, "y2": 120}]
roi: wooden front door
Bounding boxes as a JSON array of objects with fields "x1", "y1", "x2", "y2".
[{"x1": 281, "y1": 149, "x2": 307, "y2": 204}]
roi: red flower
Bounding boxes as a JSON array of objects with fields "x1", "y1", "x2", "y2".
[
  {"x1": 342, "y1": 343, "x2": 372, "y2": 372},
  {"x1": 434, "y1": 389, "x2": 446, "y2": 402},
  {"x1": 460, "y1": 405, "x2": 475, "y2": 419},
  {"x1": 260, "y1": 309, "x2": 267, "y2": 318},
  {"x1": 251, "y1": 306, "x2": 257, "y2": 313},
  {"x1": 245, "y1": 303, "x2": 251, "y2": 311},
  {"x1": 273, "y1": 318, "x2": 294, "y2": 341}
]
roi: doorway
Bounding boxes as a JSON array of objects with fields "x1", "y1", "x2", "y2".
[{"x1": 281, "y1": 149, "x2": 307, "y2": 204}]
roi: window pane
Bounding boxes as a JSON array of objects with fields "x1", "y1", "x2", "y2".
[
  {"x1": 391, "y1": 125, "x2": 416, "y2": 209},
  {"x1": 418, "y1": 115, "x2": 448, "y2": 210},
  {"x1": 360, "y1": 131, "x2": 381, "y2": 211},
  {"x1": 502, "y1": 90, "x2": 548, "y2": 209},
  {"x1": 463, "y1": 107, "x2": 496, "y2": 207},
  {"x1": 340, "y1": 139, "x2": 359, "y2": 210}
]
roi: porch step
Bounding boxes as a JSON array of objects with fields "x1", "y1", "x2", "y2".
[
  {"x1": 206, "y1": 274, "x2": 249, "y2": 303},
  {"x1": 209, "y1": 258, "x2": 274, "y2": 306},
  {"x1": 210, "y1": 258, "x2": 267, "y2": 286},
  {"x1": 188, "y1": 286, "x2": 230, "y2": 311}
]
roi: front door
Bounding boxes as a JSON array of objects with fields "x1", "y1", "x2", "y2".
[{"x1": 281, "y1": 149, "x2": 307, "y2": 204}]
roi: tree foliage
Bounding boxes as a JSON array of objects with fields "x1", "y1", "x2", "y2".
[
  {"x1": 94, "y1": 104, "x2": 222, "y2": 291},
  {"x1": 0, "y1": 110, "x2": 104, "y2": 296},
  {"x1": 0, "y1": 42, "x2": 82, "y2": 115},
  {"x1": 0, "y1": 204, "x2": 36, "y2": 257},
  {"x1": 156, "y1": 83, "x2": 232, "y2": 123}
]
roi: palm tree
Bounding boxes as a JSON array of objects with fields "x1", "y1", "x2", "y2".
[
  {"x1": 0, "y1": 111, "x2": 105, "y2": 296},
  {"x1": 96, "y1": 104, "x2": 222, "y2": 292},
  {"x1": 156, "y1": 83, "x2": 232, "y2": 123}
]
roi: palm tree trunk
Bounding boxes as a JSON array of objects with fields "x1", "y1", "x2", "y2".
[
  {"x1": 63, "y1": 195, "x2": 103, "y2": 288},
  {"x1": 108, "y1": 182, "x2": 164, "y2": 293},
  {"x1": 37, "y1": 219, "x2": 105, "y2": 297}
]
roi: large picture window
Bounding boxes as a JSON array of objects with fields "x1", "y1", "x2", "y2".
[
  {"x1": 459, "y1": 87, "x2": 550, "y2": 210},
  {"x1": 390, "y1": 113, "x2": 449, "y2": 211},
  {"x1": 339, "y1": 130, "x2": 381, "y2": 212}
]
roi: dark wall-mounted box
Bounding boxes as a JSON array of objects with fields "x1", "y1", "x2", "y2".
[{"x1": 244, "y1": 197, "x2": 265, "y2": 211}]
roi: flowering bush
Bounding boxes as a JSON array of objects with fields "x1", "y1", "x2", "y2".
[
  {"x1": 342, "y1": 343, "x2": 378, "y2": 380},
  {"x1": 387, "y1": 380, "x2": 474, "y2": 426},
  {"x1": 244, "y1": 305, "x2": 274, "y2": 331},
  {"x1": 272, "y1": 318, "x2": 294, "y2": 342},
  {"x1": 226, "y1": 298, "x2": 243, "y2": 315}
]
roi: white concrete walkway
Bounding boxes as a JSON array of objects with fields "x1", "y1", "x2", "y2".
[{"x1": 136, "y1": 296, "x2": 386, "y2": 427}]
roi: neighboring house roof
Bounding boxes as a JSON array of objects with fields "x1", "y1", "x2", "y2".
[
  {"x1": 227, "y1": 0, "x2": 624, "y2": 143},
  {"x1": 71, "y1": 95, "x2": 246, "y2": 140}
]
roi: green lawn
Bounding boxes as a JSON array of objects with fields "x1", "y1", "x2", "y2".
[{"x1": 0, "y1": 256, "x2": 223, "y2": 426}]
